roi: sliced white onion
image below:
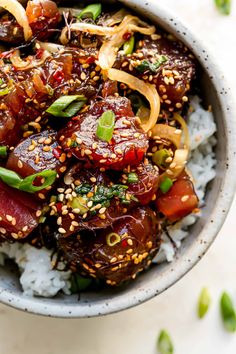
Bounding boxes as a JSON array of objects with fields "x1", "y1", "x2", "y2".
[
  {"x1": 173, "y1": 113, "x2": 190, "y2": 151},
  {"x1": 99, "y1": 15, "x2": 155, "y2": 70},
  {"x1": 107, "y1": 68, "x2": 160, "y2": 132},
  {"x1": 36, "y1": 40, "x2": 65, "y2": 54},
  {"x1": 162, "y1": 148, "x2": 188, "y2": 180},
  {"x1": 0, "y1": 0, "x2": 32, "y2": 41},
  {"x1": 104, "y1": 9, "x2": 129, "y2": 26},
  {"x1": 10, "y1": 49, "x2": 50, "y2": 70},
  {"x1": 151, "y1": 124, "x2": 182, "y2": 148}
]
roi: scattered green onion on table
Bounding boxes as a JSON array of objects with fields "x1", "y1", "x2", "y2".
[
  {"x1": 197, "y1": 287, "x2": 211, "y2": 319},
  {"x1": 157, "y1": 330, "x2": 174, "y2": 354}
]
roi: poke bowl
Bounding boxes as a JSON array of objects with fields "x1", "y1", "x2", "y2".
[{"x1": 0, "y1": 0, "x2": 234, "y2": 318}]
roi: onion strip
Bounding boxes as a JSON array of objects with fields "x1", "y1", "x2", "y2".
[
  {"x1": 151, "y1": 124, "x2": 182, "y2": 148},
  {"x1": 10, "y1": 49, "x2": 50, "y2": 71},
  {"x1": 107, "y1": 68, "x2": 160, "y2": 132},
  {"x1": 36, "y1": 41, "x2": 65, "y2": 54},
  {"x1": 161, "y1": 148, "x2": 188, "y2": 181},
  {"x1": 173, "y1": 113, "x2": 190, "y2": 151},
  {"x1": 0, "y1": 0, "x2": 32, "y2": 41}
]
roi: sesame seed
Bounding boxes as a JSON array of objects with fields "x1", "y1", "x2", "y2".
[
  {"x1": 69, "y1": 225, "x2": 75, "y2": 232},
  {"x1": 95, "y1": 263, "x2": 101, "y2": 268},
  {"x1": 43, "y1": 146, "x2": 51, "y2": 152},
  {"x1": 110, "y1": 257, "x2": 117, "y2": 263},
  {"x1": 182, "y1": 96, "x2": 188, "y2": 102},
  {"x1": 72, "y1": 221, "x2": 79, "y2": 226},
  {"x1": 127, "y1": 239, "x2": 133, "y2": 246},
  {"x1": 0, "y1": 227, "x2": 6, "y2": 234},
  {"x1": 87, "y1": 201, "x2": 93, "y2": 208},
  {"x1": 11, "y1": 233, "x2": 18, "y2": 239},
  {"x1": 166, "y1": 169, "x2": 174, "y2": 175},
  {"x1": 28, "y1": 144, "x2": 35, "y2": 151},
  {"x1": 90, "y1": 177, "x2": 96, "y2": 183},
  {"x1": 181, "y1": 195, "x2": 189, "y2": 202},
  {"x1": 176, "y1": 102, "x2": 182, "y2": 109},
  {"x1": 111, "y1": 153, "x2": 116, "y2": 159},
  {"x1": 80, "y1": 72, "x2": 86, "y2": 81},
  {"x1": 84, "y1": 149, "x2": 92, "y2": 155},
  {"x1": 11, "y1": 217, "x2": 16, "y2": 226},
  {"x1": 17, "y1": 160, "x2": 23, "y2": 168},
  {"x1": 174, "y1": 129, "x2": 182, "y2": 135},
  {"x1": 6, "y1": 215, "x2": 13, "y2": 222},
  {"x1": 165, "y1": 157, "x2": 173, "y2": 163},
  {"x1": 22, "y1": 226, "x2": 28, "y2": 232},
  {"x1": 38, "y1": 193, "x2": 46, "y2": 200},
  {"x1": 58, "y1": 228, "x2": 66, "y2": 234},
  {"x1": 57, "y1": 217, "x2": 62, "y2": 225},
  {"x1": 73, "y1": 208, "x2": 81, "y2": 214},
  {"x1": 93, "y1": 75, "x2": 100, "y2": 81},
  {"x1": 99, "y1": 207, "x2": 106, "y2": 214}
]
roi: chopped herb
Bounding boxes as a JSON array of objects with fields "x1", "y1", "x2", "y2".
[
  {"x1": 0, "y1": 146, "x2": 7, "y2": 158},
  {"x1": 220, "y1": 291, "x2": 236, "y2": 332},
  {"x1": 106, "y1": 232, "x2": 121, "y2": 246},
  {"x1": 70, "y1": 196, "x2": 89, "y2": 215},
  {"x1": 70, "y1": 140, "x2": 79, "y2": 148},
  {"x1": 215, "y1": 0, "x2": 231, "y2": 15},
  {"x1": 136, "y1": 55, "x2": 168, "y2": 73},
  {"x1": 160, "y1": 177, "x2": 173, "y2": 194},
  {"x1": 198, "y1": 287, "x2": 211, "y2": 319},
  {"x1": 78, "y1": 3, "x2": 102, "y2": 21},
  {"x1": 96, "y1": 110, "x2": 115, "y2": 142},
  {"x1": 46, "y1": 95, "x2": 87, "y2": 118},
  {"x1": 123, "y1": 36, "x2": 135, "y2": 55},
  {"x1": 74, "y1": 183, "x2": 135, "y2": 216},
  {"x1": 127, "y1": 172, "x2": 139, "y2": 184},
  {"x1": 70, "y1": 273, "x2": 92, "y2": 294},
  {"x1": 0, "y1": 167, "x2": 57, "y2": 193},
  {"x1": 75, "y1": 184, "x2": 92, "y2": 195},
  {"x1": 157, "y1": 330, "x2": 174, "y2": 354}
]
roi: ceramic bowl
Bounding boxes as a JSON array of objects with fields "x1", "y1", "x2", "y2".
[{"x1": 0, "y1": 0, "x2": 235, "y2": 318}]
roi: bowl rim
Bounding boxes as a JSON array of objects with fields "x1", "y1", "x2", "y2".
[{"x1": 0, "y1": 0, "x2": 236, "y2": 318}]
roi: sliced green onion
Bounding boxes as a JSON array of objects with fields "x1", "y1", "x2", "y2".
[
  {"x1": 0, "y1": 87, "x2": 10, "y2": 96},
  {"x1": 0, "y1": 146, "x2": 7, "y2": 158},
  {"x1": 198, "y1": 287, "x2": 211, "y2": 319},
  {"x1": 127, "y1": 172, "x2": 139, "y2": 184},
  {"x1": 70, "y1": 273, "x2": 92, "y2": 294},
  {"x1": 160, "y1": 177, "x2": 173, "y2": 194},
  {"x1": 136, "y1": 55, "x2": 168, "y2": 73},
  {"x1": 123, "y1": 36, "x2": 135, "y2": 55},
  {"x1": 19, "y1": 170, "x2": 57, "y2": 193},
  {"x1": 220, "y1": 291, "x2": 236, "y2": 332},
  {"x1": 215, "y1": 0, "x2": 231, "y2": 15},
  {"x1": 96, "y1": 110, "x2": 115, "y2": 142},
  {"x1": 70, "y1": 196, "x2": 88, "y2": 215},
  {"x1": 46, "y1": 95, "x2": 87, "y2": 118},
  {"x1": 157, "y1": 330, "x2": 174, "y2": 354},
  {"x1": 152, "y1": 149, "x2": 170, "y2": 169},
  {"x1": 0, "y1": 167, "x2": 22, "y2": 189},
  {"x1": 78, "y1": 3, "x2": 102, "y2": 21},
  {"x1": 106, "y1": 232, "x2": 121, "y2": 247}
]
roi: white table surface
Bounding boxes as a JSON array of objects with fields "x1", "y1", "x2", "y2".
[{"x1": 0, "y1": 1, "x2": 236, "y2": 353}]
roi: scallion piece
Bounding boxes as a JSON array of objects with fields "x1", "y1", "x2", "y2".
[
  {"x1": 220, "y1": 291, "x2": 236, "y2": 332},
  {"x1": 136, "y1": 55, "x2": 168, "y2": 73},
  {"x1": 0, "y1": 146, "x2": 7, "y2": 158},
  {"x1": 19, "y1": 170, "x2": 57, "y2": 193},
  {"x1": 128, "y1": 94, "x2": 145, "y2": 113},
  {"x1": 0, "y1": 167, "x2": 22, "y2": 189},
  {"x1": 46, "y1": 95, "x2": 87, "y2": 118},
  {"x1": 78, "y1": 3, "x2": 102, "y2": 21},
  {"x1": 123, "y1": 36, "x2": 135, "y2": 55},
  {"x1": 215, "y1": 0, "x2": 231, "y2": 15},
  {"x1": 0, "y1": 87, "x2": 10, "y2": 96},
  {"x1": 0, "y1": 167, "x2": 57, "y2": 193},
  {"x1": 157, "y1": 330, "x2": 174, "y2": 354},
  {"x1": 198, "y1": 287, "x2": 211, "y2": 319},
  {"x1": 152, "y1": 149, "x2": 170, "y2": 169},
  {"x1": 160, "y1": 177, "x2": 173, "y2": 194},
  {"x1": 106, "y1": 232, "x2": 121, "y2": 247},
  {"x1": 127, "y1": 172, "x2": 139, "y2": 184},
  {"x1": 96, "y1": 110, "x2": 115, "y2": 142}
]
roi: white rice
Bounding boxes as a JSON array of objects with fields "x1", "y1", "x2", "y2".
[{"x1": 0, "y1": 96, "x2": 217, "y2": 297}]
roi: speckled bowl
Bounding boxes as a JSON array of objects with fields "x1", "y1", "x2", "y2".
[{"x1": 0, "y1": 0, "x2": 235, "y2": 318}]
